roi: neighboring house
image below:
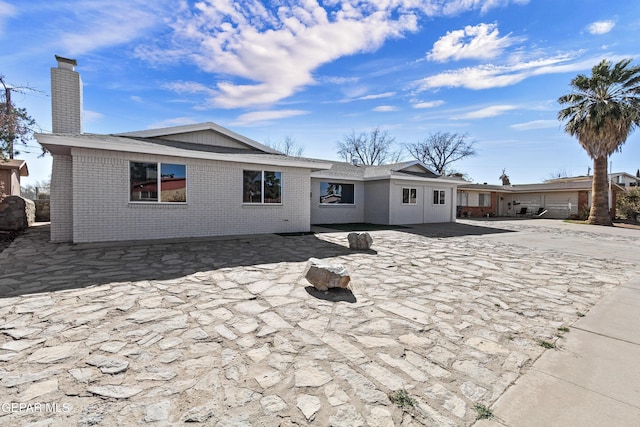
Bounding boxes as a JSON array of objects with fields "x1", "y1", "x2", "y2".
[
  {"x1": 36, "y1": 56, "x2": 457, "y2": 244},
  {"x1": 311, "y1": 161, "x2": 458, "y2": 225},
  {"x1": 458, "y1": 177, "x2": 627, "y2": 219},
  {"x1": 545, "y1": 172, "x2": 640, "y2": 189},
  {"x1": 0, "y1": 159, "x2": 29, "y2": 197}
]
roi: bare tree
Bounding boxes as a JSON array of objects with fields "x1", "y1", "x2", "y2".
[
  {"x1": 21, "y1": 178, "x2": 51, "y2": 200},
  {"x1": 266, "y1": 136, "x2": 305, "y2": 157},
  {"x1": 404, "y1": 132, "x2": 476, "y2": 175},
  {"x1": 543, "y1": 168, "x2": 572, "y2": 181},
  {"x1": 337, "y1": 127, "x2": 401, "y2": 165},
  {"x1": 0, "y1": 75, "x2": 38, "y2": 160}
]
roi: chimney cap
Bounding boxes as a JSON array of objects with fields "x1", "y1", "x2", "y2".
[{"x1": 55, "y1": 55, "x2": 78, "y2": 69}]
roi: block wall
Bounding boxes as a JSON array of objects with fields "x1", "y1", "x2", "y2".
[
  {"x1": 70, "y1": 148, "x2": 311, "y2": 243},
  {"x1": 50, "y1": 155, "x2": 73, "y2": 242},
  {"x1": 51, "y1": 67, "x2": 82, "y2": 134}
]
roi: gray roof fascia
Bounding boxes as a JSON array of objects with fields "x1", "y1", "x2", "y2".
[{"x1": 36, "y1": 133, "x2": 332, "y2": 170}]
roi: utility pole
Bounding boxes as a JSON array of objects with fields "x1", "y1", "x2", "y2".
[
  {"x1": 5, "y1": 85, "x2": 13, "y2": 159},
  {"x1": 1, "y1": 76, "x2": 15, "y2": 159}
]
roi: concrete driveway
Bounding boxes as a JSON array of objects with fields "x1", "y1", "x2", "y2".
[{"x1": 0, "y1": 220, "x2": 638, "y2": 426}]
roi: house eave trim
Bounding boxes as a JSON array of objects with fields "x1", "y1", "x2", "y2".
[{"x1": 36, "y1": 134, "x2": 332, "y2": 170}]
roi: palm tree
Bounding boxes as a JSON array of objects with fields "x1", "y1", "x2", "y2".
[{"x1": 558, "y1": 59, "x2": 640, "y2": 225}]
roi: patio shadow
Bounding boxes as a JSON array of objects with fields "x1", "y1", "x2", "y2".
[{"x1": 0, "y1": 225, "x2": 356, "y2": 299}]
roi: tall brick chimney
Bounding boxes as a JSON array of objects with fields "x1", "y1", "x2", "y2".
[{"x1": 51, "y1": 55, "x2": 82, "y2": 134}]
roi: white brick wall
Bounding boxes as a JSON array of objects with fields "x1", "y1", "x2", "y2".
[
  {"x1": 51, "y1": 67, "x2": 82, "y2": 134},
  {"x1": 310, "y1": 178, "x2": 364, "y2": 224},
  {"x1": 50, "y1": 155, "x2": 73, "y2": 242},
  {"x1": 70, "y1": 148, "x2": 311, "y2": 243}
]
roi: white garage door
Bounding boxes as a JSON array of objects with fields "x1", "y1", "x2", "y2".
[{"x1": 544, "y1": 193, "x2": 578, "y2": 218}]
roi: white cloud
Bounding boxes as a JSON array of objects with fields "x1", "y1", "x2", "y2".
[
  {"x1": 164, "y1": 81, "x2": 217, "y2": 96},
  {"x1": 373, "y1": 105, "x2": 399, "y2": 112},
  {"x1": 339, "y1": 91, "x2": 396, "y2": 103},
  {"x1": 414, "y1": 52, "x2": 595, "y2": 91},
  {"x1": 587, "y1": 20, "x2": 615, "y2": 35},
  {"x1": 146, "y1": 117, "x2": 198, "y2": 129},
  {"x1": 413, "y1": 100, "x2": 445, "y2": 108},
  {"x1": 233, "y1": 109, "x2": 309, "y2": 126},
  {"x1": 427, "y1": 23, "x2": 517, "y2": 62},
  {"x1": 323, "y1": 76, "x2": 360, "y2": 85},
  {"x1": 158, "y1": 1, "x2": 419, "y2": 109},
  {"x1": 150, "y1": 0, "x2": 529, "y2": 109},
  {"x1": 130, "y1": 95, "x2": 143, "y2": 103},
  {"x1": 441, "y1": 0, "x2": 530, "y2": 16},
  {"x1": 357, "y1": 92, "x2": 396, "y2": 101},
  {"x1": 454, "y1": 104, "x2": 517, "y2": 119},
  {"x1": 510, "y1": 119, "x2": 558, "y2": 130},
  {"x1": 0, "y1": 0, "x2": 16, "y2": 35},
  {"x1": 83, "y1": 109, "x2": 104, "y2": 122},
  {"x1": 55, "y1": 1, "x2": 170, "y2": 55}
]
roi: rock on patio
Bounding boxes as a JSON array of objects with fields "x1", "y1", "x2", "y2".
[{"x1": 0, "y1": 223, "x2": 638, "y2": 426}]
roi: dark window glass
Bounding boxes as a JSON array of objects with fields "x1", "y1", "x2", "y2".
[
  {"x1": 319, "y1": 182, "x2": 355, "y2": 204},
  {"x1": 130, "y1": 162, "x2": 158, "y2": 202},
  {"x1": 403, "y1": 188, "x2": 417, "y2": 204},
  {"x1": 160, "y1": 164, "x2": 187, "y2": 203},
  {"x1": 263, "y1": 171, "x2": 282, "y2": 204},
  {"x1": 243, "y1": 170, "x2": 262, "y2": 203}
]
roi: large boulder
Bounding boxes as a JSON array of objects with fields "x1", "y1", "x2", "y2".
[
  {"x1": 303, "y1": 258, "x2": 351, "y2": 291},
  {"x1": 0, "y1": 196, "x2": 35, "y2": 231},
  {"x1": 347, "y1": 232, "x2": 373, "y2": 250}
]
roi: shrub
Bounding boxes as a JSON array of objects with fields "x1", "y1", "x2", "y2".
[
  {"x1": 617, "y1": 188, "x2": 640, "y2": 221},
  {"x1": 578, "y1": 205, "x2": 590, "y2": 220}
]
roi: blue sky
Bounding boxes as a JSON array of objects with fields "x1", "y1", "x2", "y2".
[{"x1": 3, "y1": 0, "x2": 640, "y2": 186}]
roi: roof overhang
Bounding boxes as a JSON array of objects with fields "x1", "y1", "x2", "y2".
[
  {"x1": 36, "y1": 133, "x2": 332, "y2": 170},
  {"x1": 0, "y1": 159, "x2": 29, "y2": 176},
  {"x1": 388, "y1": 173, "x2": 459, "y2": 185},
  {"x1": 310, "y1": 173, "x2": 364, "y2": 181},
  {"x1": 310, "y1": 173, "x2": 459, "y2": 184}
]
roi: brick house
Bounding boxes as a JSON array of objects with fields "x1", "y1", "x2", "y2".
[
  {"x1": 36, "y1": 56, "x2": 458, "y2": 243},
  {"x1": 457, "y1": 180, "x2": 625, "y2": 219}
]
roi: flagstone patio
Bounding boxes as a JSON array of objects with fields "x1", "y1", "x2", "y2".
[{"x1": 0, "y1": 221, "x2": 638, "y2": 426}]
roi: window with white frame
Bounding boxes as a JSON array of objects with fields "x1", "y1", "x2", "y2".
[
  {"x1": 130, "y1": 162, "x2": 186, "y2": 203},
  {"x1": 402, "y1": 187, "x2": 417, "y2": 204},
  {"x1": 319, "y1": 182, "x2": 355, "y2": 204},
  {"x1": 457, "y1": 191, "x2": 468, "y2": 206},
  {"x1": 433, "y1": 189, "x2": 446, "y2": 205},
  {"x1": 243, "y1": 170, "x2": 282, "y2": 204},
  {"x1": 478, "y1": 193, "x2": 491, "y2": 207}
]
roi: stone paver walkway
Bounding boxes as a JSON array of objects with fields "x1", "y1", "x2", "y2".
[{"x1": 1, "y1": 222, "x2": 638, "y2": 426}]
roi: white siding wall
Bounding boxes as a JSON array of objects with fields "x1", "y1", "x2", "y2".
[
  {"x1": 389, "y1": 182, "x2": 455, "y2": 224},
  {"x1": 388, "y1": 183, "x2": 423, "y2": 224},
  {"x1": 50, "y1": 155, "x2": 73, "y2": 242},
  {"x1": 364, "y1": 180, "x2": 390, "y2": 224},
  {"x1": 310, "y1": 178, "x2": 364, "y2": 224},
  {"x1": 70, "y1": 148, "x2": 310, "y2": 243}
]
